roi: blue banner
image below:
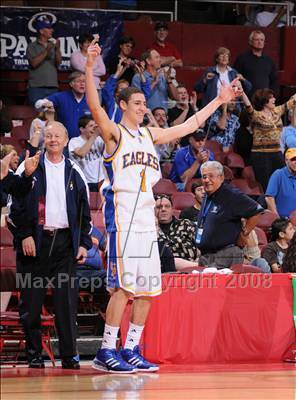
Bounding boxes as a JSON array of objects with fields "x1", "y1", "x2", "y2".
[{"x1": 0, "y1": 7, "x2": 123, "y2": 70}]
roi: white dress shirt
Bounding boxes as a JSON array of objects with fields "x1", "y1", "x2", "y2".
[{"x1": 44, "y1": 154, "x2": 69, "y2": 229}]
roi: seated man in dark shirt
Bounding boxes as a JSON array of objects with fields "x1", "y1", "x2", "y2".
[
  {"x1": 155, "y1": 194, "x2": 200, "y2": 263},
  {"x1": 169, "y1": 129, "x2": 214, "y2": 191},
  {"x1": 197, "y1": 161, "x2": 263, "y2": 269},
  {"x1": 180, "y1": 180, "x2": 205, "y2": 222},
  {"x1": 262, "y1": 217, "x2": 295, "y2": 273}
]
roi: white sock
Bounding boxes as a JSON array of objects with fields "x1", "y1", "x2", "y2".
[
  {"x1": 101, "y1": 324, "x2": 119, "y2": 350},
  {"x1": 124, "y1": 322, "x2": 144, "y2": 350}
]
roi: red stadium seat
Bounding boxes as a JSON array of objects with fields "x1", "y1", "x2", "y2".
[
  {"x1": 256, "y1": 210, "x2": 278, "y2": 233},
  {"x1": 172, "y1": 192, "x2": 195, "y2": 210},
  {"x1": 172, "y1": 209, "x2": 181, "y2": 218},
  {"x1": 0, "y1": 228, "x2": 13, "y2": 247},
  {"x1": 160, "y1": 162, "x2": 173, "y2": 179},
  {"x1": 185, "y1": 178, "x2": 202, "y2": 193},
  {"x1": 91, "y1": 210, "x2": 105, "y2": 232},
  {"x1": 0, "y1": 137, "x2": 25, "y2": 154},
  {"x1": 289, "y1": 210, "x2": 296, "y2": 227},
  {"x1": 214, "y1": 152, "x2": 227, "y2": 165},
  {"x1": 205, "y1": 140, "x2": 222, "y2": 154},
  {"x1": 223, "y1": 165, "x2": 234, "y2": 183},
  {"x1": 231, "y1": 264, "x2": 262, "y2": 273},
  {"x1": 11, "y1": 120, "x2": 31, "y2": 141},
  {"x1": 0, "y1": 311, "x2": 55, "y2": 366},
  {"x1": 5, "y1": 106, "x2": 37, "y2": 144},
  {"x1": 254, "y1": 227, "x2": 268, "y2": 248},
  {"x1": 231, "y1": 179, "x2": 263, "y2": 196},
  {"x1": 0, "y1": 247, "x2": 16, "y2": 269},
  {"x1": 153, "y1": 178, "x2": 177, "y2": 195},
  {"x1": 89, "y1": 191, "x2": 103, "y2": 210},
  {"x1": 0, "y1": 247, "x2": 16, "y2": 292},
  {"x1": 242, "y1": 165, "x2": 256, "y2": 183},
  {"x1": 6, "y1": 105, "x2": 37, "y2": 121},
  {"x1": 225, "y1": 152, "x2": 245, "y2": 170}
]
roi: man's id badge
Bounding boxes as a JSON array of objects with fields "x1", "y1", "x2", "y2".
[{"x1": 195, "y1": 227, "x2": 203, "y2": 244}]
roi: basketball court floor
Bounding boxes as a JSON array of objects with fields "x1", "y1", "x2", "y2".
[{"x1": 1, "y1": 362, "x2": 295, "y2": 399}]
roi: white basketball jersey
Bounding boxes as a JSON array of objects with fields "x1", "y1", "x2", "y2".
[{"x1": 101, "y1": 124, "x2": 161, "y2": 232}]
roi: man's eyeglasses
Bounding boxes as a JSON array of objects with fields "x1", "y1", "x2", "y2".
[
  {"x1": 154, "y1": 194, "x2": 172, "y2": 203},
  {"x1": 201, "y1": 173, "x2": 222, "y2": 180}
]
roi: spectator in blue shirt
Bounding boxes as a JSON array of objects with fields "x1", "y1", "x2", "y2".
[
  {"x1": 207, "y1": 101, "x2": 240, "y2": 152},
  {"x1": 102, "y1": 58, "x2": 150, "y2": 123},
  {"x1": 280, "y1": 109, "x2": 296, "y2": 152},
  {"x1": 265, "y1": 148, "x2": 296, "y2": 218},
  {"x1": 76, "y1": 226, "x2": 107, "y2": 294},
  {"x1": 35, "y1": 72, "x2": 90, "y2": 138},
  {"x1": 169, "y1": 129, "x2": 214, "y2": 191},
  {"x1": 132, "y1": 49, "x2": 178, "y2": 112}
]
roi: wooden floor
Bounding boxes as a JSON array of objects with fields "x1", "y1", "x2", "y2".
[{"x1": 1, "y1": 362, "x2": 296, "y2": 400}]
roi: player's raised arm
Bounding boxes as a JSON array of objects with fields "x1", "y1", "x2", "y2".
[
  {"x1": 85, "y1": 38, "x2": 118, "y2": 144},
  {"x1": 151, "y1": 79, "x2": 242, "y2": 145}
]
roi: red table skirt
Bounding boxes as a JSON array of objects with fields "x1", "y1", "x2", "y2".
[{"x1": 121, "y1": 274, "x2": 295, "y2": 364}]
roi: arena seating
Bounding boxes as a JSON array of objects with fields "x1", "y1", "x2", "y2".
[
  {"x1": 256, "y1": 210, "x2": 279, "y2": 236},
  {"x1": 184, "y1": 178, "x2": 202, "y2": 192},
  {"x1": 0, "y1": 136, "x2": 25, "y2": 155},
  {"x1": 254, "y1": 227, "x2": 268, "y2": 250},
  {"x1": 172, "y1": 192, "x2": 195, "y2": 210},
  {"x1": 0, "y1": 310, "x2": 56, "y2": 366},
  {"x1": 153, "y1": 178, "x2": 177, "y2": 195},
  {"x1": 225, "y1": 152, "x2": 245, "y2": 171},
  {"x1": 6, "y1": 105, "x2": 37, "y2": 121},
  {"x1": 231, "y1": 178, "x2": 263, "y2": 196},
  {"x1": 205, "y1": 140, "x2": 222, "y2": 155},
  {"x1": 160, "y1": 162, "x2": 173, "y2": 179},
  {"x1": 89, "y1": 191, "x2": 103, "y2": 210},
  {"x1": 242, "y1": 166, "x2": 257, "y2": 184},
  {"x1": 290, "y1": 210, "x2": 296, "y2": 227},
  {"x1": 0, "y1": 227, "x2": 13, "y2": 247},
  {"x1": 91, "y1": 210, "x2": 105, "y2": 232}
]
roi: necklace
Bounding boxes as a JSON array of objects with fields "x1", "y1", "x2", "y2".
[
  {"x1": 262, "y1": 109, "x2": 273, "y2": 119},
  {"x1": 120, "y1": 123, "x2": 143, "y2": 143}
]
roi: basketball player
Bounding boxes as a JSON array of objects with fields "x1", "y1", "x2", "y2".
[{"x1": 86, "y1": 38, "x2": 241, "y2": 373}]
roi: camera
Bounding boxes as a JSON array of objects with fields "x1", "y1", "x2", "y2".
[
  {"x1": 130, "y1": 59, "x2": 140, "y2": 67},
  {"x1": 142, "y1": 114, "x2": 150, "y2": 126}
]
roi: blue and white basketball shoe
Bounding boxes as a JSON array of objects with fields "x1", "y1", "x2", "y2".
[
  {"x1": 120, "y1": 346, "x2": 159, "y2": 372},
  {"x1": 92, "y1": 348, "x2": 136, "y2": 374}
]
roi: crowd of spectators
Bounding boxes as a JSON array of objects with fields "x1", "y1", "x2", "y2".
[
  {"x1": 1, "y1": 15, "x2": 295, "y2": 271},
  {"x1": 1, "y1": 13, "x2": 296, "y2": 367}
]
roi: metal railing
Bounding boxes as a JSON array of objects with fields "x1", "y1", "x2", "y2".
[
  {"x1": 174, "y1": 1, "x2": 293, "y2": 25},
  {"x1": 1, "y1": 2, "x2": 293, "y2": 25},
  {"x1": 0, "y1": 5, "x2": 174, "y2": 22}
]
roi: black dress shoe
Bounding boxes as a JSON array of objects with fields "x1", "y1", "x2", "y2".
[
  {"x1": 61, "y1": 358, "x2": 80, "y2": 369},
  {"x1": 29, "y1": 356, "x2": 45, "y2": 368}
]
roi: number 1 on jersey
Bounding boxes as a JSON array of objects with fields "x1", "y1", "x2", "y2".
[{"x1": 140, "y1": 168, "x2": 147, "y2": 192}]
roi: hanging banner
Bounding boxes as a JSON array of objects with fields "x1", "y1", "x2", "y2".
[{"x1": 0, "y1": 7, "x2": 123, "y2": 70}]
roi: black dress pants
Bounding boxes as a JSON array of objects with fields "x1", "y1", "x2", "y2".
[
  {"x1": 16, "y1": 229, "x2": 78, "y2": 360},
  {"x1": 251, "y1": 151, "x2": 284, "y2": 192}
]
